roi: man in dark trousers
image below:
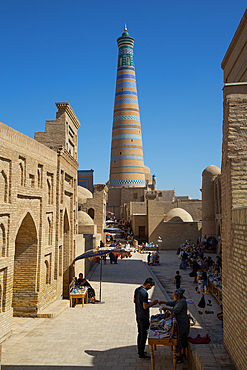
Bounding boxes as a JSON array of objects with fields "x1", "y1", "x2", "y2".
[{"x1": 134, "y1": 277, "x2": 158, "y2": 359}]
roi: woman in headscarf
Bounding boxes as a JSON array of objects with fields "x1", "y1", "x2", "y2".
[
  {"x1": 76, "y1": 273, "x2": 99, "y2": 303},
  {"x1": 159, "y1": 288, "x2": 189, "y2": 363}
]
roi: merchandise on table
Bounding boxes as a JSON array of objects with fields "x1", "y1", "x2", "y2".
[
  {"x1": 148, "y1": 312, "x2": 177, "y2": 339},
  {"x1": 71, "y1": 287, "x2": 87, "y2": 295},
  {"x1": 149, "y1": 251, "x2": 160, "y2": 266}
]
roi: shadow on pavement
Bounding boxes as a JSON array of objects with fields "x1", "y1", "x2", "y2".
[{"x1": 2, "y1": 344, "x2": 189, "y2": 369}]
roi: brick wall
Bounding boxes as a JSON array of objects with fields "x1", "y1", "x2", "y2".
[
  {"x1": 222, "y1": 207, "x2": 247, "y2": 369},
  {"x1": 0, "y1": 103, "x2": 81, "y2": 342},
  {"x1": 221, "y1": 94, "x2": 247, "y2": 369}
]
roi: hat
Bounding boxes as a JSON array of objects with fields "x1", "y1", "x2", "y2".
[{"x1": 175, "y1": 288, "x2": 185, "y2": 297}]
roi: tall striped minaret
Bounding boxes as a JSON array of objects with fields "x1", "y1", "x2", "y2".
[{"x1": 109, "y1": 25, "x2": 145, "y2": 187}]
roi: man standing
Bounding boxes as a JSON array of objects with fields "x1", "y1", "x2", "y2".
[{"x1": 134, "y1": 278, "x2": 158, "y2": 359}]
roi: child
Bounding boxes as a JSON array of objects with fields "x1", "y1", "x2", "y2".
[
  {"x1": 174, "y1": 271, "x2": 182, "y2": 289},
  {"x1": 202, "y1": 268, "x2": 207, "y2": 291}
]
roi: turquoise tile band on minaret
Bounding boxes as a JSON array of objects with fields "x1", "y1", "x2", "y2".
[{"x1": 109, "y1": 25, "x2": 145, "y2": 188}]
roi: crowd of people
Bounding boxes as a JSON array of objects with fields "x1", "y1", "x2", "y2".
[{"x1": 177, "y1": 240, "x2": 222, "y2": 298}]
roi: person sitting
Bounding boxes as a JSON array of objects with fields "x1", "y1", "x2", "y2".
[{"x1": 76, "y1": 273, "x2": 99, "y2": 303}]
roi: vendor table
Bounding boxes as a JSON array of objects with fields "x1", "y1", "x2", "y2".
[
  {"x1": 148, "y1": 319, "x2": 178, "y2": 370},
  {"x1": 69, "y1": 286, "x2": 88, "y2": 308},
  {"x1": 207, "y1": 277, "x2": 222, "y2": 305},
  {"x1": 138, "y1": 246, "x2": 159, "y2": 253}
]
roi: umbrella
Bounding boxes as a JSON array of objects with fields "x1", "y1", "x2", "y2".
[
  {"x1": 73, "y1": 247, "x2": 132, "y2": 301},
  {"x1": 74, "y1": 248, "x2": 112, "y2": 262},
  {"x1": 103, "y1": 228, "x2": 125, "y2": 233}
]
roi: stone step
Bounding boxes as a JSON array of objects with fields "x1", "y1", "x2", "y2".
[{"x1": 37, "y1": 299, "x2": 69, "y2": 318}]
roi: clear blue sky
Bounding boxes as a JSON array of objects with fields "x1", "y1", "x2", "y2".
[{"x1": 0, "y1": 1, "x2": 246, "y2": 199}]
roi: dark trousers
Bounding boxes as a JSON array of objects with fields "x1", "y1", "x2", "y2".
[{"x1": 137, "y1": 317, "x2": 149, "y2": 355}]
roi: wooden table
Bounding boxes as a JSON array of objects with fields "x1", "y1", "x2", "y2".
[
  {"x1": 69, "y1": 287, "x2": 88, "y2": 308},
  {"x1": 138, "y1": 246, "x2": 159, "y2": 253},
  {"x1": 148, "y1": 319, "x2": 178, "y2": 370}
]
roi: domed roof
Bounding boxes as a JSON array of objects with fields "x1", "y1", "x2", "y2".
[
  {"x1": 78, "y1": 211, "x2": 94, "y2": 226},
  {"x1": 166, "y1": 208, "x2": 193, "y2": 223},
  {"x1": 202, "y1": 165, "x2": 221, "y2": 177},
  {"x1": 77, "y1": 186, "x2": 93, "y2": 200},
  {"x1": 143, "y1": 165, "x2": 151, "y2": 174}
]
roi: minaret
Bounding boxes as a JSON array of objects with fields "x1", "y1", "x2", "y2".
[{"x1": 109, "y1": 25, "x2": 145, "y2": 187}]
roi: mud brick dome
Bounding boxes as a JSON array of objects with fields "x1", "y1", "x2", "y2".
[{"x1": 109, "y1": 25, "x2": 145, "y2": 187}]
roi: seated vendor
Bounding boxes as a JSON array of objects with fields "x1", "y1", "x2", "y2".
[{"x1": 76, "y1": 273, "x2": 99, "y2": 303}]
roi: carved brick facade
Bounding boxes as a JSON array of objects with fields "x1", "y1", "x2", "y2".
[{"x1": 0, "y1": 103, "x2": 80, "y2": 342}]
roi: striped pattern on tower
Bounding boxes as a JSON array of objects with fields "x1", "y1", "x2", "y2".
[{"x1": 109, "y1": 26, "x2": 145, "y2": 187}]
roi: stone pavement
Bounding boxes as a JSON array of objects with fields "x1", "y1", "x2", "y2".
[{"x1": 1, "y1": 252, "x2": 190, "y2": 370}]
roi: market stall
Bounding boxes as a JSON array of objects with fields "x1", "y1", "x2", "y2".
[
  {"x1": 69, "y1": 280, "x2": 88, "y2": 308},
  {"x1": 148, "y1": 313, "x2": 179, "y2": 370},
  {"x1": 207, "y1": 275, "x2": 222, "y2": 305},
  {"x1": 138, "y1": 242, "x2": 159, "y2": 253}
]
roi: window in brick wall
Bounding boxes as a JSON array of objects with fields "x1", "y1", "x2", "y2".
[
  {"x1": 0, "y1": 268, "x2": 7, "y2": 313},
  {"x1": 88, "y1": 208, "x2": 94, "y2": 219},
  {"x1": 47, "y1": 216, "x2": 52, "y2": 245},
  {"x1": 1, "y1": 171, "x2": 8, "y2": 203},
  {"x1": 47, "y1": 173, "x2": 54, "y2": 204},
  {"x1": 60, "y1": 171, "x2": 64, "y2": 204},
  {"x1": 47, "y1": 179, "x2": 51, "y2": 204},
  {"x1": 133, "y1": 193, "x2": 137, "y2": 199},
  {"x1": 0, "y1": 223, "x2": 6, "y2": 257},
  {"x1": 44, "y1": 254, "x2": 51, "y2": 284},
  {"x1": 29, "y1": 174, "x2": 35, "y2": 188},
  {"x1": 37, "y1": 164, "x2": 43, "y2": 188},
  {"x1": 59, "y1": 245, "x2": 62, "y2": 276},
  {"x1": 19, "y1": 156, "x2": 26, "y2": 186},
  {"x1": 60, "y1": 210, "x2": 63, "y2": 238},
  {"x1": 45, "y1": 260, "x2": 50, "y2": 284}
]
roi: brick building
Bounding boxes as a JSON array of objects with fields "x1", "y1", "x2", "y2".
[
  {"x1": 0, "y1": 103, "x2": 87, "y2": 343},
  {"x1": 221, "y1": 9, "x2": 247, "y2": 369},
  {"x1": 123, "y1": 189, "x2": 202, "y2": 248}
]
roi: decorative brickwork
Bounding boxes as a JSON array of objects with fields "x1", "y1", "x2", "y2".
[
  {"x1": 0, "y1": 103, "x2": 81, "y2": 342},
  {"x1": 109, "y1": 26, "x2": 145, "y2": 188}
]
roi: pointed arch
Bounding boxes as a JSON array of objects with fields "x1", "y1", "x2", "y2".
[
  {"x1": 13, "y1": 212, "x2": 38, "y2": 316},
  {"x1": 63, "y1": 208, "x2": 70, "y2": 298}
]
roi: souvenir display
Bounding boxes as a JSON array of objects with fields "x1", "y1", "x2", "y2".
[
  {"x1": 149, "y1": 251, "x2": 160, "y2": 266},
  {"x1": 148, "y1": 311, "x2": 176, "y2": 339}
]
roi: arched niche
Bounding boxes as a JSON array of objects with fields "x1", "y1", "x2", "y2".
[
  {"x1": 63, "y1": 209, "x2": 70, "y2": 298},
  {"x1": 13, "y1": 212, "x2": 38, "y2": 316}
]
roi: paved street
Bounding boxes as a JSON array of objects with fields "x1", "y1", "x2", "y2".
[{"x1": 1, "y1": 252, "x2": 190, "y2": 370}]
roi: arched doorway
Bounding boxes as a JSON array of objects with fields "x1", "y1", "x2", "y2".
[
  {"x1": 63, "y1": 210, "x2": 70, "y2": 298},
  {"x1": 13, "y1": 213, "x2": 38, "y2": 316}
]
